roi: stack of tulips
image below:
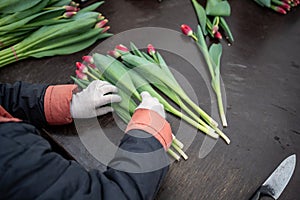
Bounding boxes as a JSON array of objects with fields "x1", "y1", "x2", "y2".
[
  {"x1": 71, "y1": 43, "x2": 231, "y2": 161},
  {"x1": 253, "y1": 0, "x2": 299, "y2": 14},
  {"x1": 191, "y1": 0, "x2": 234, "y2": 43},
  {"x1": 0, "y1": 1, "x2": 111, "y2": 68}
]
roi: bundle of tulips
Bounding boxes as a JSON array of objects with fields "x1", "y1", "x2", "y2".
[
  {"x1": 71, "y1": 43, "x2": 231, "y2": 161},
  {"x1": 0, "y1": 1, "x2": 111, "y2": 68},
  {"x1": 253, "y1": 0, "x2": 299, "y2": 14},
  {"x1": 191, "y1": 0, "x2": 234, "y2": 43}
]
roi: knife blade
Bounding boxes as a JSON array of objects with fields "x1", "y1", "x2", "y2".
[{"x1": 250, "y1": 154, "x2": 296, "y2": 200}]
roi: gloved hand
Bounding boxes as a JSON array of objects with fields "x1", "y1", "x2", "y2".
[
  {"x1": 136, "y1": 91, "x2": 165, "y2": 118},
  {"x1": 70, "y1": 80, "x2": 121, "y2": 118}
]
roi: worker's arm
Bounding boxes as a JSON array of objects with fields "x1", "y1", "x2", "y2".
[
  {"x1": 0, "y1": 80, "x2": 120, "y2": 127},
  {"x1": 0, "y1": 91, "x2": 172, "y2": 200},
  {"x1": 0, "y1": 81, "x2": 50, "y2": 127}
]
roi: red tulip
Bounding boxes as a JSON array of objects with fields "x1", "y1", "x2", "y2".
[
  {"x1": 82, "y1": 56, "x2": 94, "y2": 64},
  {"x1": 271, "y1": 5, "x2": 287, "y2": 14},
  {"x1": 101, "y1": 26, "x2": 110, "y2": 33},
  {"x1": 281, "y1": 3, "x2": 291, "y2": 10},
  {"x1": 214, "y1": 31, "x2": 222, "y2": 40},
  {"x1": 181, "y1": 24, "x2": 193, "y2": 36},
  {"x1": 115, "y1": 44, "x2": 129, "y2": 52},
  {"x1": 108, "y1": 50, "x2": 121, "y2": 58},
  {"x1": 76, "y1": 70, "x2": 88, "y2": 80},
  {"x1": 76, "y1": 62, "x2": 88, "y2": 73},
  {"x1": 63, "y1": 6, "x2": 78, "y2": 12},
  {"x1": 147, "y1": 44, "x2": 156, "y2": 55},
  {"x1": 63, "y1": 11, "x2": 76, "y2": 18},
  {"x1": 95, "y1": 19, "x2": 108, "y2": 28}
]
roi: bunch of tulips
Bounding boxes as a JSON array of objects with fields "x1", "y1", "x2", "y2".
[
  {"x1": 0, "y1": 1, "x2": 111, "y2": 68},
  {"x1": 253, "y1": 0, "x2": 299, "y2": 14},
  {"x1": 71, "y1": 43, "x2": 231, "y2": 161}
]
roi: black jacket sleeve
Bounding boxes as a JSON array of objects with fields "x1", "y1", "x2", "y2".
[
  {"x1": 0, "y1": 122, "x2": 169, "y2": 200},
  {"x1": 0, "y1": 82, "x2": 49, "y2": 127}
]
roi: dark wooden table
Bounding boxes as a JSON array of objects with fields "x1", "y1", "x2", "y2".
[{"x1": 1, "y1": 0, "x2": 299, "y2": 199}]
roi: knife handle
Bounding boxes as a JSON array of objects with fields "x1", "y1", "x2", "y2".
[{"x1": 250, "y1": 185, "x2": 275, "y2": 200}]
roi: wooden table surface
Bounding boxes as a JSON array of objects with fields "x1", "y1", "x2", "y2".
[{"x1": 0, "y1": 0, "x2": 299, "y2": 199}]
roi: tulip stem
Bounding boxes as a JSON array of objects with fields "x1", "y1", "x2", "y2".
[
  {"x1": 172, "y1": 142, "x2": 188, "y2": 160},
  {"x1": 167, "y1": 148, "x2": 181, "y2": 161},
  {"x1": 86, "y1": 71, "x2": 98, "y2": 80},
  {"x1": 191, "y1": 34, "x2": 198, "y2": 41}
]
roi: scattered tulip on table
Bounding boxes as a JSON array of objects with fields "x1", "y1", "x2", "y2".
[
  {"x1": 191, "y1": 0, "x2": 234, "y2": 43},
  {"x1": 181, "y1": 24, "x2": 228, "y2": 128},
  {"x1": 71, "y1": 43, "x2": 231, "y2": 161}
]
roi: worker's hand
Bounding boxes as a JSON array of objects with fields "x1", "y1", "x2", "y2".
[
  {"x1": 70, "y1": 80, "x2": 121, "y2": 118},
  {"x1": 136, "y1": 91, "x2": 165, "y2": 118}
]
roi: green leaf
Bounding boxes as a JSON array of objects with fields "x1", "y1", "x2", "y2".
[
  {"x1": 141, "y1": 52, "x2": 156, "y2": 63},
  {"x1": 49, "y1": 0, "x2": 71, "y2": 7},
  {"x1": 18, "y1": 18, "x2": 97, "y2": 49},
  {"x1": 191, "y1": 0, "x2": 207, "y2": 35},
  {"x1": 79, "y1": 1, "x2": 105, "y2": 12},
  {"x1": 111, "y1": 104, "x2": 132, "y2": 124},
  {"x1": 0, "y1": 7, "x2": 68, "y2": 33},
  {"x1": 0, "y1": 0, "x2": 43, "y2": 14},
  {"x1": 208, "y1": 43, "x2": 222, "y2": 72},
  {"x1": 255, "y1": 0, "x2": 271, "y2": 7},
  {"x1": 0, "y1": 0, "x2": 48, "y2": 27},
  {"x1": 71, "y1": 76, "x2": 88, "y2": 89},
  {"x1": 130, "y1": 42, "x2": 144, "y2": 58},
  {"x1": 206, "y1": 0, "x2": 231, "y2": 16},
  {"x1": 219, "y1": 17, "x2": 234, "y2": 43},
  {"x1": 195, "y1": 25, "x2": 208, "y2": 51},
  {"x1": 30, "y1": 36, "x2": 97, "y2": 57},
  {"x1": 93, "y1": 54, "x2": 141, "y2": 101},
  {"x1": 208, "y1": 43, "x2": 222, "y2": 92},
  {"x1": 72, "y1": 11, "x2": 101, "y2": 20}
]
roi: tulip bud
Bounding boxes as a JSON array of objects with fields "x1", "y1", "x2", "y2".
[
  {"x1": 271, "y1": 5, "x2": 287, "y2": 14},
  {"x1": 95, "y1": 19, "x2": 108, "y2": 28},
  {"x1": 76, "y1": 70, "x2": 88, "y2": 80},
  {"x1": 101, "y1": 26, "x2": 110, "y2": 33},
  {"x1": 115, "y1": 44, "x2": 129, "y2": 52},
  {"x1": 181, "y1": 24, "x2": 193, "y2": 36},
  {"x1": 147, "y1": 44, "x2": 156, "y2": 55},
  {"x1": 63, "y1": 6, "x2": 77, "y2": 11},
  {"x1": 281, "y1": 3, "x2": 291, "y2": 10},
  {"x1": 63, "y1": 11, "x2": 76, "y2": 18},
  {"x1": 214, "y1": 31, "x2": 222, "y2": 40},
  {"x1": 212, "y1": 25, "x2": 219, "y2": 34},
  {"x1": 82, "y1": 56, "x2": 94, "y2": 64},
  {"x1": 181, "y1": 24, "x2": 198, "y2": 41},
  {"x1": 108, "y1": 50, "x2": 122, "y2": 58},
  {"x1": 76, "y1": 62, "x2": 88, "y2": 73}
]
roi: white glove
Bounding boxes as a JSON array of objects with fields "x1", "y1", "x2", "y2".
[
  {"x1": 70, "y1": 80, "x2": 121, "y2": 118},
  {"x1": 136, "y1": 91, "x2": 165, "y2": 118}
]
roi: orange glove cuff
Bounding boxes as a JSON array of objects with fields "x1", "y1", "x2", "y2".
[
  {"x1": 125, "y1": 109, "x2": 172, "y2": 150},
  {"x1": 44, "y1": 85, "x2": 78, "y2": 125}
]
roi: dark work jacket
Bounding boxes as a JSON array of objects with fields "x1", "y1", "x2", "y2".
[{"x1": 0, "y1": 82, "x2": 169, "y2": 200}]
